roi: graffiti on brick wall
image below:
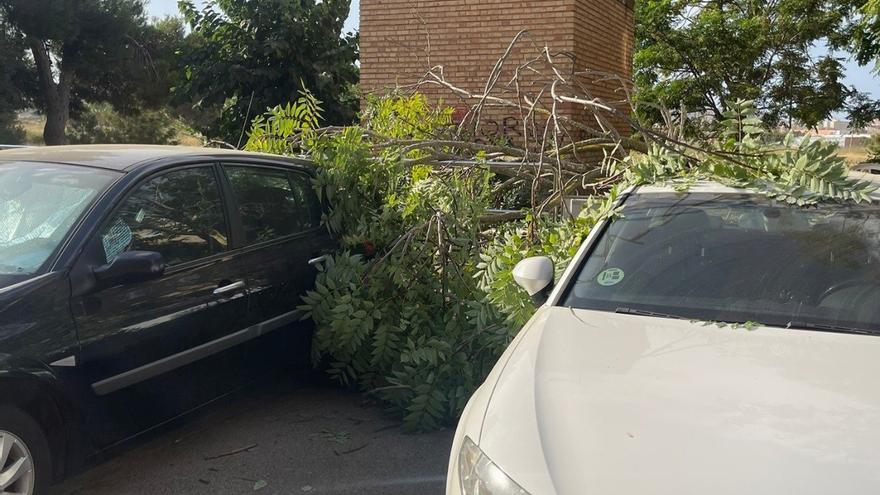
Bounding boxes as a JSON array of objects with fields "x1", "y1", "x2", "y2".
[
  {"x1": 453, "y1": 106, "x2": 522, "y2": 144},
  {"x1": 476, "y1": 116, "x2": 521, "y2": 144}
]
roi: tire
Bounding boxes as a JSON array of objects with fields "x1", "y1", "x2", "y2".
[{"x1": 0, "y1": 406, "x2": 52, "y2": 495}]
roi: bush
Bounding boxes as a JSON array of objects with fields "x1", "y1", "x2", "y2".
[
  {"x1": 0, "y1": 111, "x2": 25, "y2": 144},
  {"x1": 868, "y1": 135, "x2": 880, "y2": 163},
  {"x1": 68, "y1": 102, "x2": 181, "y2": 145}
]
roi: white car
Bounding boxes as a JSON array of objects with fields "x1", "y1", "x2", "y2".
[
  {"x1": 447, "y1": 181, "x2": 880, "y2": 495},
  {"x1": 853, "y1": 162, "x2": 880, "y2": 179}
]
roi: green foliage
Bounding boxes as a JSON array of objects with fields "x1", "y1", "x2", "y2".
[
  {"x1": 245, "y1": 94, "x2": 547, "y2": 430},
  {"x1": 867, "y1": 135, "x2": 880, "y2": 162},
  {"x1": 67, "y1": 102, "x2": 181, "y2": 145},
  {"x1": 249, "y1": 91, "x2": 876, "y2": 431},
  {"x1": 359, "y1": 92, "x2": 455, "y2": 141},
  {"x1": 1, "y1": 0, "x2": 146, "y2": 76},
  {"x1": 0, "y1": 112, "x2": 25, "y2": 145},
  {"x1": 245, "y1": 88, "x2": 323, "y2": 155},
  {"x1": 633, "y1": 0, "x2": 874, "y2": 130},
  {"x1": 477, "y1": 190, "x2": 623, "y2": 329},
  {"x1": 854, "y1": 0, "x2": 880, "y2": 66},
  {"x1": 620, "y1": 99, "x2": 878, "y2": 204},
  {"x1": 94, "y1": 14, "x2": 190, "y2": 114},
  {"x1": 176, "y1": 0, "x2": 358, "y2": 143},
  {"x1": 0, "y1": 1, "x2": 189, "y2": 144},
  {"x1": 848, "y1": 92, "x2": 880, "y2": 131},
  {"x1": 0, "y1": 13, "x2": 29, "y2": 140},
  {"x1": 760, "y1": 137, "x2": 877, "y2": 204}
]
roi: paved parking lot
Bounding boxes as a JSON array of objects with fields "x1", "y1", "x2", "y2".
[{"x1": 51, "y1": 372, "x2": 454, "y2": 495}]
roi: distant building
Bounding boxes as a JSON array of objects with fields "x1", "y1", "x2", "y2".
[
  {"x1": 359, "y1": 0, "x2": 636, "y2": 142},
  {"x1": 818, "y1": 119, "x2": 851, "y2": 134},
  {"x1": 788, "y1": 118, "x2": 879, "y2": 149}
]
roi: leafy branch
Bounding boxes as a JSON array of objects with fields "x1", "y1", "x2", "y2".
[{"x1": 244, "y1": 32, "x2": 875, "y2": 431}]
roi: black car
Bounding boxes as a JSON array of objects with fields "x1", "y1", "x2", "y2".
[{"x1": 0, "y1": 145, "x2": 335, "y2": 494}]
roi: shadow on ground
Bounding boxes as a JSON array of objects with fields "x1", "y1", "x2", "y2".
[{"x1": 51, "y1": 372, "x2": 454, "y2": 495}]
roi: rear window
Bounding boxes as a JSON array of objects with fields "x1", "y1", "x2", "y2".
[
  {"x1": 224, "y1": 165, "x2": 320, "y2": 245},
  {"x1": 561, "y1": 192, "x2": 880, "y2": 333}
]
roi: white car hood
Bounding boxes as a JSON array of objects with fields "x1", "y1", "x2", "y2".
[{"x1": 479, "y1": 307, "x2": 880, "y2": 495}]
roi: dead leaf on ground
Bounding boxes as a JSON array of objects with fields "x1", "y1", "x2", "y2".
[{"x1": 318, "y1": 429, "x2": 351, "y2": 444}]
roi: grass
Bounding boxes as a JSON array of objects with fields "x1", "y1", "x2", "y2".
[
  {"x1": 839, "y1": 146, "x2": 870, "y2": 165},
  {"x1": 16, "y1": 114, "x2": 206, "y2": 147},
  {"x1": 19, "y1": 115, "x2": 45, "y2": 145}
]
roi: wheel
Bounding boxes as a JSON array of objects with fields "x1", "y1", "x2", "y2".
[{"x1": 0, "y1": 407, "x2": 52, "y2": 495}]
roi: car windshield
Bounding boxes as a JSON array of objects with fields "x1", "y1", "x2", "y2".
[
  {"x1": 561, "y1": 192, "x2": 880, "y2": 334},
  {"x1": 0, "y1": 161, "x2": 118, "y2": 283}
]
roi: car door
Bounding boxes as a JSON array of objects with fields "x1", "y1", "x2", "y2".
[
  {"x1": 219, "y1": 162, "x2": 334, "y2": 367},
  {"x1": 69, "y1": 164, "x2": 255, "y2": 443}
]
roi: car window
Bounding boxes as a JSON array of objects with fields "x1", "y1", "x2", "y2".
[
  {"x1": 561, "y1": 192, "x2": 880, "y2": 333},
  {"x1": 98, "y1": 167, "x2": 228, "y2": 266},
  {"x1": 287, "y1": 171, "x2": 321, "y2": 228},
  {"x1": 224, "y1": 165, "x2": 318, "y2": 244}
]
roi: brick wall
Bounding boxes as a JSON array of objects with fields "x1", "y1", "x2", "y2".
[{"x1": 360, "y1": 0, "x2": 635, "y2": 140}]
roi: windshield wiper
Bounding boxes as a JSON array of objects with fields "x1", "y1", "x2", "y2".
[
  {"x1": 615, "y1": 307, "x2": 689, "y2": 320},
  {"x1": 784, "y1": 321, "x2": 875, "y2": 336}
]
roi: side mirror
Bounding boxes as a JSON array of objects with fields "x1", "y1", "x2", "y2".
[
  {"x1": 513, "y1": 256, "x2": 554, "y2": 305},
  {"x1": 93, "y1": 251, "x2": 165, "y2": 289}
]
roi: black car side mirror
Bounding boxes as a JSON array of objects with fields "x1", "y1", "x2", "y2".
[{"x1": 93, "y1": 251, "x2": 165, "y2": 289}]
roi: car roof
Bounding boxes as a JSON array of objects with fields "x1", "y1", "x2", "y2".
[{"x1": 0, "y1": 144, "x2": 310, "y2": 172}]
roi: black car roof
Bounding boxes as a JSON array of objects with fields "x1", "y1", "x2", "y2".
[{"x1": 0, "y1": 145, "x2": 311, "y2": 172}]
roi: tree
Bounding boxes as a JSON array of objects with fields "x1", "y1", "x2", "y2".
[
  {"x1": 176, "y1": 0, "x2": 359, "y2": 144},
  {"x1": 634, "y1": 0, "x2": 870, "y2": 129},
  {"x1": 0, "y1": 0, "x2": 159, "y2": 145},
  {"x1": 848, "y1": 0, "x2": 880, "y2": 126},
  {"x1": 0, "y1": 10, "x2": 29, "y2": 143},
  {"x1": 854, "y1": 0, "x2": 880, "y2": 64},
  {"x1": 847, "y1": 91, "x2": 880, "y2": 129},
  {"x1": 81, "y1": 15, "x2": 188, "y2": 116}
]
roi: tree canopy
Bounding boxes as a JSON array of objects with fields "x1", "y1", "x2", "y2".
[
  {"x1": 175, "y1": 0, "x2": 359, "y2": 144},
  {"x1": 854, "y1": 0, "x2": 880, "y2": 64},
  {"x1": 634, "y1": 0, "x2": 876, "y2": 130},
  {"x1": 0, "y1": 0, "x2": 182, "y2": 144},
  {"x1": 0, "y1": 15, "x2": 29, "y2": 143}
]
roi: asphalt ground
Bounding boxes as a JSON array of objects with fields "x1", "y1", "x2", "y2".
[{"x1": 51, "y1": 372, "x2": 455, "y2": 495}]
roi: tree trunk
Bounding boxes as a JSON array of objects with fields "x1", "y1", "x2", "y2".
[{"x1": 27, "y1": 37, "x2": 71, "y2": 146}]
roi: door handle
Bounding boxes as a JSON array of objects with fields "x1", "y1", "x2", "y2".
[
  {"x1": 308, "y1": 254, "x2": 329, "y2": 266},
  {"x1": 213, "y1": 280, "x2": 246, "y2": 296}
]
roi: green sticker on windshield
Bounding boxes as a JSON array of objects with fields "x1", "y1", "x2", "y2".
[{"x1": 597, "y1": 267, "x2": 625, "y2": 286}]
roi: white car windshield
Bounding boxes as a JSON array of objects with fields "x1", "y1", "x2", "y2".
[
  {"x1": 0, "y1": 161, "x2": 118, "y2": 279},
  {"x1": 562, "y1": 192, "x2": 880, "y2": 334}
]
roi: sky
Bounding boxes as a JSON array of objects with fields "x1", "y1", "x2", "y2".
[
  {"x1": 146, "y1": 0, "x2": 360, "y2": 34},
  {"x1": 146, "y1": 0, "x2": 874, "y2": 100}
]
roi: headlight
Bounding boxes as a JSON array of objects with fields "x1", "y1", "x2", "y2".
[{"x1": 458, "y1": 436, "x2": 530, "y2": 495}]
